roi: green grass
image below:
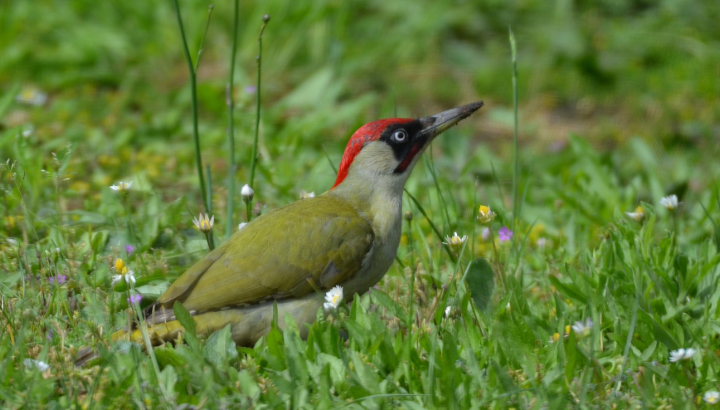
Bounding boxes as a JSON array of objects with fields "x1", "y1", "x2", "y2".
[{"x1": 2, "y1": 0, "x2": 720, "y2": 408}]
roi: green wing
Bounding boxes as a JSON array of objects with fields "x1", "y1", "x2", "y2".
[{"x1": 157, "y1": 195, "x2": 373, "y2": 312}]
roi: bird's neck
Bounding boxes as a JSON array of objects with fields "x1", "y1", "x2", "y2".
[{"x1": 328, "y1": 170, "x2": 407, "y2": 243}]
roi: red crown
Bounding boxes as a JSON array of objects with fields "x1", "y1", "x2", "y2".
[{"x1": 332, "y1": 118, "x2": 413, "y2": 188}]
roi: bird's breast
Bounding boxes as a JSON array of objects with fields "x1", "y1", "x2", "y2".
[{"x1": 341, "y1": 197, "x2": 403, "y2": 295}]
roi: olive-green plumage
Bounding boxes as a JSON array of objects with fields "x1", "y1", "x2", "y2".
[
  {"x1": 160, "y1": 195, "x2": 373, "y2": 310},
  {"x1": 77, "y1": 102, "x2": 483, "y2": 364}
]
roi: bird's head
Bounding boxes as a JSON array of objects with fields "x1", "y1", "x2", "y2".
[{"x1": 332, "y1": 101, "x2": 484, "y2": 189}]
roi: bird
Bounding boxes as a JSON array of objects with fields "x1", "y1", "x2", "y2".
[{"x1": 77, "y1": 101, "x2": 483, "y2": 363}]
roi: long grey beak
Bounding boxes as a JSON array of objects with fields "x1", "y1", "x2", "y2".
[{"x1": 418, "y1": 101, "x2": 484, "y2": 139}]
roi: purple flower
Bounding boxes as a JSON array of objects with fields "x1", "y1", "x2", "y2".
[
  {"x1": 127, "y1": 294, "x2": 142, "y2": 305},
  {"x1": 481, "y1": 227, "x2": 490, "y2": 241},
  {"x1": 49, "y1": 275, "x2": 67, "y2": 285},
  {"x1": 244, "y1": 85, "x2": 257, "y2": 94},
  {"x1": 125, "y1": 244, "x2": 135, "y2": 255},
  {"x1": 498, "y1": 227, "x2": 513, "y2": 242}
]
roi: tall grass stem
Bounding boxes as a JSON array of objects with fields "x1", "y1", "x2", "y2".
[
  {"x1": 171, "y1": 0, "x2": 210, "y2": 216},
  {"x1": 249, "y1": 16, "x2": 270, "y2": 192},
  {"x1": 205, "y1": 163, "x2": 215, "y2": 249},
  {"x1": 195, "y1": 5, "x2": 214, "y2": 72},
  {"x1": 509, "y1": 27, "x2": 520, "y2": 227},
  {"x1": 225, "y1": 0, "x2": 240, "y2": 238}
]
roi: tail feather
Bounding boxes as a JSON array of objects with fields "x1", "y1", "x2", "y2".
[{"x1": 75, "y1": 293, "x2": 324, "y2": 366}]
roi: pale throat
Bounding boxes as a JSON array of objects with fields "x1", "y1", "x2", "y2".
[
  {"x1": 329, "y1": 142, "x2": 422, "y2": 242},
  {"x1": 330, "y1": 175, "x2": 403, "y2": 238}
]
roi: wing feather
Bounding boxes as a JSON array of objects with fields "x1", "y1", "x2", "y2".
[{"x1": 156, "y1": 195, "x2": 373, "y2": 313}]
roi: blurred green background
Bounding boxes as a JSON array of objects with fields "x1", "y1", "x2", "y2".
[
  {"x1": 2, "y1": 2, "x2": 720, "y2": 407},
  {"x1": 3, "y1": 0, "x2": 719, "y2": 205}
]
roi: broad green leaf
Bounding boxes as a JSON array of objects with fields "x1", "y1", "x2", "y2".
[
  {"x1": 642, "y1": 340, "x2": 658, "y2": 362},
  {"x1": 173, "y1": 301, "x2": 196, "y2": 335},
  {"x1": 0, "y1": 271, "x2": 21, "y2": 296},
  {"x1": 464, "y1": 257, "x2": 494, "y2": 311},
  {"x1": 236, "y1": 370, "x2": 261, "y2": 398},
  {"x1": 284, "y1": 325, "x2": 310, "y2": 386},
  {"x1": 203, "y1": 325, "x2": 237, "y2": 368},
  {"x1": 548, "y1": 275, "x2": 586, "y2": 303},
  {"x1": 638, "y1": 310, "x2": 679, "y2": 351},
  {"x1": 173, "y1": 301, "x2": 199, "y2": 351},
  {"x1": 564, "y1": 330, "x2": 577, "y2": 383},
  {"x1": 154, "y1": 346, "x2": 186, "y2": 368},
  {"x1": 135, "y1": 282, "x2": 170, "y2": 299},
  {"x1": 159, "y1": 365, "x2": 178, "y2": 397}
]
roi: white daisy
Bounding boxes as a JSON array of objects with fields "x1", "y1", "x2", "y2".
[
  {"x1": 443, "y1": 232, "x2": 467, "y2": 247},
  {"x1": 704, "y1": 391, "x2": 720, "y2": 405},
  {"x1": 660, "y1": 195, "x2": 679, "y2": 211},
  {"x1": 192, "y1": 213, "x2": 214, "y2": 233},
  {"x1": 625, "y1": 206, "x2": 645, "y2": 222},
  {"x1": 571, "y1": 318, "x2": 593, "y2": 337},
  {"x1": 23, "y1": 359, "x2": 50, "y2": 372},
  {"x1": 16, "y1": 87, "x2": 47, "y2": 106},
  {"x1": 323, "y1": 286, "x2": 343, "y2": 310},
  {"x1": 669, "y1": 348, "x2": 696, "y2": 363},
  {"x1": 110, "y1": 181, "x2": 132, "y2": 192}
]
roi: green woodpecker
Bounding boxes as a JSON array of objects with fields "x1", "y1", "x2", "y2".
[{"x1": 82, "y1": 101, "x2": 483, "y2": 360}]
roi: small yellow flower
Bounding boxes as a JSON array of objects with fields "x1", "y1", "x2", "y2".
[
  {"x1": 193, "y1": 213, "x2": 214, "y2": 233},
  {"x1": 550, "y1": 333, "x2": 560, "y2": 343},
  {"x1": 443, "y1": 232, "x2": 467, "y2": 247},
  {"x1": 477, "y1": 205, "x2": 497, "y2": 224},
  {"x1": 625, "y1": 206, "x2": 645, "y2": 222},
  {"x1": 111, "y1": 258, "x2": 136, "y2": 286}
]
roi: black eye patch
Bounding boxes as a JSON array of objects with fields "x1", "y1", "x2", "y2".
[{"x1": 379, "y1": 120, "x2": 423, "y2": 162}]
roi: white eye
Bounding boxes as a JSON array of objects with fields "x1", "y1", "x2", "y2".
[{"x1": 391, "y1": 129, "x2": 408, "y2": 143}]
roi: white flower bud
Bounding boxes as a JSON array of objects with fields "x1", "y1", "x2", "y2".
[{"x1": 241, "y1": 184, "x2": 254, "y2": 202}]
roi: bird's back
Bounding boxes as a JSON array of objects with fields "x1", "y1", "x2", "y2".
[{"x1": 153, "y1": 194, "x2": 375, "y2": 315}]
